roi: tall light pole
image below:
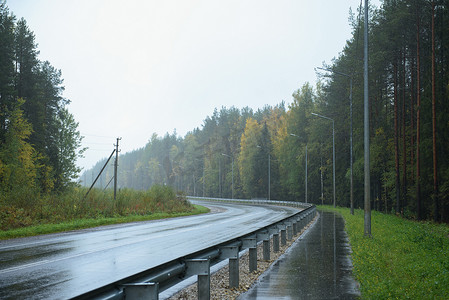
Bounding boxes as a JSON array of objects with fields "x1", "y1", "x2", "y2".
[
  {"x1": 218, "y1": 155, "x2": 221, "y2": 198},
  {"x1": 257, "y1": 145, "x2": 270, "y2": 200},
  {"x1": 311, "y1": 113, "x2": 335, "y2": 208},
  {"x1": 289, "y1": 133, "x2": 308, "y2": 203},
  {"x1": 364, "y1": 0, "x2": 371, "y2": 236},
  {"x1": 221, "y1": 153, "x2": 234, "y2": 199},
  {"x1": 317, "y1": 67, "x2": 353, "y2": 214}
]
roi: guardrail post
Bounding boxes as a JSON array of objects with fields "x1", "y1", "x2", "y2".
[
  {"x1": 185, "y1": 259, "x2": 210, "y2": 300},
  {"x1": 273, "y1": 233, "x2": 279, "y2": 252},
  {"x1": 243, "y1": 238, "x2": 257, "y2": 272},
  {"x1": 249, "y1": 248, "x2": 257, "y2": 272},
  {"x1": 123, "y1": 283, "x2": 159, "y2": 300},
  {"x1": 297, "y1": 215, "x2": 303, "y2": 230},
  {"x1": 293, "y1": 221, "x2": 297, "y2": 236},
  {"x1": 229, "y1": 257, "x2": 239, "y2": 288},
  {"x1": 221, "y1": 246, "x2": 240, "y2": 288},
  {"x1": 278, "y1": 224, "x2": 287, "y2": 246},
  {"x1": 263, "y1": 239, "x2": 270, "y2": 261},
  {"x1": 269, "y1": 227, "x2": 279, "y2": 253},
  {"x1": 287, "y1": 222, "x2": 293, "y2": 240},
  {"x1": 296, "y1": 216, "x2": 302, "y2": 231},
  {"x1": 257, "y1": 231, "x2": 270, "y2": 261}
]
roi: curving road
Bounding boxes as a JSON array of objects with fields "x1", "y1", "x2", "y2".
[{"x1": 0, "y1": 200, "x2": 300, "y2": 299}]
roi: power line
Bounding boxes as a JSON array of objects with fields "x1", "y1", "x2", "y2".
[{"x1": 81, "y1": 133, "x2": 116, "y2": 139}]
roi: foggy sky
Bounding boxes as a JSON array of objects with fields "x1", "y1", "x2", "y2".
[{"x1": 7, "y1": 0, "x2": 381, "y2": 171}]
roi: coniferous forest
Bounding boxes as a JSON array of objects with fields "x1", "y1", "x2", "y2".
[
  {"x1": 85, "y1": 0, "x2": 449, "y2": 222},
  {"x1": 0, "y1": 3, "x2": 84, "y2": 205}
]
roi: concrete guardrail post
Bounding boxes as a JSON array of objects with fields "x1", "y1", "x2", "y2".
[
  {"x1": 243, "y1": 238, "x2": 257, "y2": 272},
  {"x1": 278, "y1": 224, "x2": 287, "y2": 246},
  {"x1": 292, "y1": 221, "x2": 297, "y2": 236},
  {"x1": 257, "y1": 231, "x2": 270, "y2": 261},
  {"x1": 123, "y1": 283, "x2": 159, "y2": 300},
  {"x1": 185, "y1": 259, "x2": 210, "y2": 300},
  {"x1": 273, "y1": 232, "x2": 280, "y2": 252},
  {"x1": 286, "y1": 222, "x2": 293, "y2": 240},
  {"x1": 221, "y1": 246, "x2": 240, "y2": 288},
  {"x1": 269, "y1": 227, "x2": 279, "y2": 253},
  {"x1": 263, "y1": 239, "x2": 270, "y2": 261},
  {"x1": 298, "y1": 215, "x2": 304, "y2": 230}
]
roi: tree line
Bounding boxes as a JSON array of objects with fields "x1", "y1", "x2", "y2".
[
  {"x1": 0, "y1": 2, "x2": 84, "y2": 206},
  {"x1": 84, "y1": 0, "x2": 448, "y2": 222}
]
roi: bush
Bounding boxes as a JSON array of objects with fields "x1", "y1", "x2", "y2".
[
  {"x1": 0, "y1": 205, "x2": 33, "y2": 230},
  {"x1": 0, "y1": 185, "x2": 193, "y2": 231}
]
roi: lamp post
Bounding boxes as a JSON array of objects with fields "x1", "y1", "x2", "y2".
[
  {"x1": 257, "y1": 145, "x2": 270, "y2": 200},
  {"x1": 289, "y1": 133, "x2": 307, "y2": 203},
  {"x1": 221, "y1": 153, "x2": 234, "y2": 199},
  {"x1": 311, "y1": 112, "x2": 335, "y2": 208},
  {"x1": 364, "y1": 0, "x2": 371, "y2": 236},
  {"x1": 316, "y1": 67, "x2": 353, "y2": 214}
]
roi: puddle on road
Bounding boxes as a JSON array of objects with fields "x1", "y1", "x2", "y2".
[{"x1": 238, "y1": 211, "x2": 360, "y2": 300}]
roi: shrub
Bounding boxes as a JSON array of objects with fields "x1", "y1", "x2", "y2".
[{"x1": 0, "y1": 184, "x2": 193, "y2": 231}]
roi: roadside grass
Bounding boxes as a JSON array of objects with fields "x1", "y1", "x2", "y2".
[
  {"x1": 318, "y1": 205, "x2": 449, "y2": 299},
  {"x1": 0, "y1": 185, "x2": 210, "y2": 240},
  {"x1": 0, "y1": 204, "x2": 209, "y2": 240}
]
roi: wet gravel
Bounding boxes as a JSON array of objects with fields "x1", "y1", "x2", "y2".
[{"x1": 167, "y1": 215, "x2": 318, "y2": 300}]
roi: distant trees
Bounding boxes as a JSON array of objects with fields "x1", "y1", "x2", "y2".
[
  {"x1": 83, "y1": 0, "x2": 448, "y2": 222},
  {"x1": 0, "y1": 2, "x2": 84, "y2": 205}
]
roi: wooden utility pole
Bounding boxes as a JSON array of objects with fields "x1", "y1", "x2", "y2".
[{"x1": 114, "y1": 137, "x2": 121, "y2": 201}]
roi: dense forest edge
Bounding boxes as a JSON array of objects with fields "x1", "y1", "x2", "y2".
[
  {"x1": 0, "y1": 2, "x2": 196, "y2": 232},
  {"x1": 84, "y1": 0, "x2": 449, "y2": 223}
]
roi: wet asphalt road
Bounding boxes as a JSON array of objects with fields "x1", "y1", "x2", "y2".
[
  {"x1": 0, "y1": 201, "x2": 299, "y2": 299},
  {"x1": 238, "y1": 211, "x2": 360, "y2": 299}
]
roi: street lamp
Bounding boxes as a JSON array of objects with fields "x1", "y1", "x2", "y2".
[
  {"x1": 316, "y1": 66, "x2": 353, "y2": 214},
  {"x1": 364, "y1": 0, "x2": 371, "y2": 236},
  {"x1": 311, "y1": 112, "x2": 336, "y2": 208},
  {"x1": 289, "y1": 133, "x2": 308, "y2": 203},
  {"x1": 257, "y1": 145, "x2": 270, "y2": 200},
  {"x1": 221, "y1": 153, "x2": 234, "y2": 199}
]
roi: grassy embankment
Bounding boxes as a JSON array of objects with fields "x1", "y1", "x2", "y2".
[
  {"x1": 0, "y1": 185, "x2": 209, "y2": 240},
  {"x1": 319, "y1": 206, "x2": 449, "y2": 299}
]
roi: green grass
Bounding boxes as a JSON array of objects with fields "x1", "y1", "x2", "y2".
[
  {"x1": 0, "y1": 204, "x2": 209, "y2": 240},
  {"x1": 319, "y1": 205, "x2": 449, "y2": 299}
]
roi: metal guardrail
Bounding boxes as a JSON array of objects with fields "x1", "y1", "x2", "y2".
[
  {"x1": 72, "y1": 198, "x2": 316, "y2": 300},
  {"x1": 188, "y1": 196, "x2": 312, "y2": 209}
]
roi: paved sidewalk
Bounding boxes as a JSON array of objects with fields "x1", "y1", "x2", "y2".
[{"x1": 238, "y1": 211, "x2": 360, "y2": 299}]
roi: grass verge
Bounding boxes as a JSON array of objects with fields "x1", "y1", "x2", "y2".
[
  {"x1": 0, "y1": 204, "x2": 209, "y2": 240},
  {"x1": 318, "y1": 205, "x2": 449, "y2": 299}
]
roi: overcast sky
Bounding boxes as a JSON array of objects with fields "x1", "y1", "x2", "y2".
[{"x1": 8, "y1": 0, "x2": 380, "y2": 172}]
